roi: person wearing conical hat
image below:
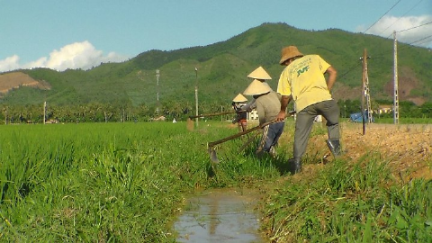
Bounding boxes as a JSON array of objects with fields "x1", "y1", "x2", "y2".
[
  {"x1": 247, "y1": 66, "x2": 272, "y2": 81},
  {"x1": 231, "y1": 93, "x2": 248, "y2": 132},
  {"x1": 276, "y1": 45, "x2": 341, "y2": 174},
  {"x1": 242, "y1": 66, "x2": 273, "y2": 112},
  {"x1": 242, "y1": 79, "x2": 285, "y2": 158}
]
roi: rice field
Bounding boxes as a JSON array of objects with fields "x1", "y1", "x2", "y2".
[{"x1": 0, "y1": 121, "x2": 431, "y2": 242}]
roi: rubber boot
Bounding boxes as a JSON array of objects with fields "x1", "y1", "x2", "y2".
[
  {"x1": 294, "y1": 158, "x2": 302, "y2": 174},
  {"x1": 326, "y1": 140, "x2": 342, "y2": 157},
  {"x1": 288, "y1": 158, "x2": 302, "y2": 174}
]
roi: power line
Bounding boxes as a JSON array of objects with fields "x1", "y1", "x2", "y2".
[
  {"x1": 363, "y1": 0, "x2": 403, "y2": 34},
  {"x1": 370, "y1": 21, "x2": 432, "y2": 59},
  {"x1": 405, "y1": 34, "x2": 432, "y2": 46},
  {"x1": 371, "y1": 32, "x2": 432, "y2": 60},
  {"x1": 339, "y1": 1, "x2": 404, "y2": 80},
  {"x1": 381, "y1": 0, "x2": 424, "y2": 33},
  {"x1": 378, "y1": 21, "x2": 432, "y2": 51},
  {"x1": 338, "y1": 62, "x2": 362, "y2": 80},
  {"x1": 384, "y1": 20, "x2": 432, "y2": 40},
  {"x1": 398, "y1": 20, "x2": 432, "y2": 33}
]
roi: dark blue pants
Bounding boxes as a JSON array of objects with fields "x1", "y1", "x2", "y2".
[{"x1": 260, "y1": 121, "x2": 285, "y2": 152}]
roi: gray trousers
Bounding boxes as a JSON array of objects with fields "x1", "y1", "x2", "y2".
[{"x1": 294, "y1": 99, "x2": 340, "y2": 160}]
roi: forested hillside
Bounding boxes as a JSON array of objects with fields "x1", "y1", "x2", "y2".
[{"x1": 0, "y1": 23, "x2": 431, "y2": 122}]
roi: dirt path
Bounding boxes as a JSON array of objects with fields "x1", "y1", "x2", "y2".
[{"x1": 295, "y1": 122, "x2": 432, "y2": 181}]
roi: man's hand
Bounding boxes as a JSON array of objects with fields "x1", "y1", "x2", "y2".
[
  {"x1": 277, "y1": 95, "x2": 291, "y2": 121},
  {"x1": 276, "y1": 110, "x2": 286, "y2": 121}
]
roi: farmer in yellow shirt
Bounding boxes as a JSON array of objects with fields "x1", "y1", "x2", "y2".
[{"x1": 276, "y1": 46, "x2": 341, "y2": 173}]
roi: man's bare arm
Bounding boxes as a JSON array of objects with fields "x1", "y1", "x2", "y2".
[
  {"x1": 325, "y1": 66, "x2": 337, "y2": 91},
  {"x1": 277, "y1": 95, "x2": 292, "y2": 121}
]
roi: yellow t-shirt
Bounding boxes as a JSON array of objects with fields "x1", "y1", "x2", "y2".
[{"x1": 277, "y1": 55, "x2": 332, "y2": 112}]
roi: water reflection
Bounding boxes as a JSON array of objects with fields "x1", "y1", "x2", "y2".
[{"x1": 174, "y1": 188, "x2": 263, "y2": 243}]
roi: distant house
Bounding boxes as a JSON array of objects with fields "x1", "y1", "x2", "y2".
[
  {"x1": 152, "y1": 116, "x2": 166, "y2": 122},
  {"x1": 45, "y1": 119, "x2": 59, "y2": 124},
  {"x1": 376, "y1": 105, "x2": 393, "y2": 115}
]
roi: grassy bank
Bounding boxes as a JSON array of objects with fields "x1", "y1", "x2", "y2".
[
  {"x1": 260, "y1": 157, "x2": 432, "y2": 242},
  {"x1": 0, "y1": 121, "x2": 431, "y2": 242}
]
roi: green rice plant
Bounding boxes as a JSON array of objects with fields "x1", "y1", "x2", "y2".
[
  {"x1": 0, "y1": 122, "x2": 208, "y2": 241},
  {"x1": 208, "y1": 135, "x2": 284, "y2": 187},
  {"x1": 8, "y1": 121, "x2": 430, "y2": 242},
  {"x1": 319, "y1": 154, "x2": 391, "y2": 196},
  {"x1": 1, "y1": 121, "x2": 286, "y2": 242},
  {"x1": 382, "y1": 179, "x2": 432, "y2": 242},
  {"x1": 310, "y1": 122, "x2": 327, "y2": 137},
  {"x1": 261, "y1": 152, "x2": 414, "y2": 242}
]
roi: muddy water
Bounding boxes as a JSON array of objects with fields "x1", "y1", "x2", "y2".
[{"x1": 174, "y1": 188, "x2": 264, "y2": 243}]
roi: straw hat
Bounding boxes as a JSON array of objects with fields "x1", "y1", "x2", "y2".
[
  {"x1": 279, "y1": 46, "x2": 304, "y2": 65},
  {"x1": 243, "y1": 79, "x2": 272, "y2": 96},
  {"x1": 232, "y1": 93, "x2": 248, "y2": 102},
  {"x1": 247, "y1": 66, "x2": 272, "y2": 80}
]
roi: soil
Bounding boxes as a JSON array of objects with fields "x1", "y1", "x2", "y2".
[
  {"x1": 295, "y1": 122, "x2": 432, "y2": 181},
  {"x1": 223, "y1": 119, "x2": 432, "y2": 181},
  {"x1": 0, "y1": 72, "x2": 50, "y2": 95}
]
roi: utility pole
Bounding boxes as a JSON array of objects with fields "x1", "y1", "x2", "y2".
[
  {"x1": 156, "y1": 69, "x2": 160, "y2": 115},
  {"x1": 363, "y1": 50, "x2": 373, "y2": 124},
  {"x1": 393, "y1": 31, "x2": 399, "y2": 124},
  {"x1": 43, "y1": 101, "x2": 47, "y2": 124},
  {"x1": 360, "y1": 48, "x2": 372, "y2": 135},
  {"x1": 194, "y1": 67, "x2": 199, "y2": 127},
  {"x1": 4, "y1": 106, "x2": 8, "y2": 125}
]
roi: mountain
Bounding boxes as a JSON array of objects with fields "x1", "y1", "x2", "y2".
[{"x1": 1, "y1": 23, "x2": 431, "y2": 107}]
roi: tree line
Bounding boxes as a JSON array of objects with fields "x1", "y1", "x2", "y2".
[
  {"x1": 0, "y1": 101, "x2": 234, "y2": 124},
  {"x1": 0, "y1": 99, "x2": 431, "y2": 124},
  {"x1": 338, "y1": 99, "x2": 432, "y2": 119}
]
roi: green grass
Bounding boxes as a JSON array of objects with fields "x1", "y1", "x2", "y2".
[
  {"x1": 0, "y1": 121, "x2": 283, "y2": 241},
  {"x1": 0, "y1": 121, "x2": 431, "y2": 242},
  {"x1": 260, "y1": 155, "x2": 432, "y2": 242},
  {"x1": 0, "y1": 122, "x2": 208, "y2": 241}
]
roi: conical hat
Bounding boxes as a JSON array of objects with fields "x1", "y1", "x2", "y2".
[
  {"x1": 243, "y1": 79, "x2": 272, "y2": 96},
  {"x1": 232, "y1": 93, "x2": 248, "y2": 102},
  {"x1": 247, "y1": 66, "x2": 272, "y2": 80}
]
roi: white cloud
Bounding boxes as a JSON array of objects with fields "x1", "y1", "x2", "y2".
[
  {"x1": 0, "y1": 41, "x2": 129, "y2": 72},
  {"x1": 356, "y1": 15, "x2": 432, "y2": 48},
  {"x1": 0, "y1": 55, "x2": 21, "y2": 72}
]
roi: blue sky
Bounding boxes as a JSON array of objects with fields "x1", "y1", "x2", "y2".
[{"x1": 1, "y1": 0, "x2": 431, "y2": 72}]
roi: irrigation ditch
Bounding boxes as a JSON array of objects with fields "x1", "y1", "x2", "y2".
[
  {"x1": 1, "y1": 121, "x2": 431, "y2": 242},
  {"x1": 174, "y1": 188, "x2": 264, "y2": 242}
]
